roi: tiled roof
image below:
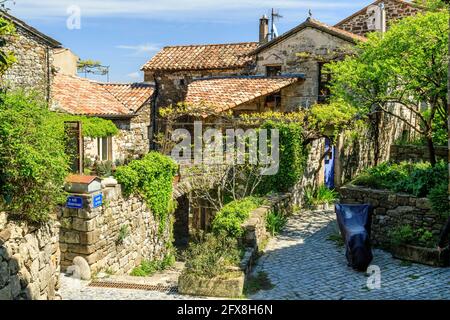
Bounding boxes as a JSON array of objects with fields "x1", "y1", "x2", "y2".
[
  {"x1": 252, "y1": 18, "x2": 366, "y2": 55},
  {"x1": 184, "y1": 76, "x2": 303, "y2": 112},
  {"x1": 142, "y1": 42, "x2": 258, "y2": 72},
  {"x1": 51, "y1": 73, "x2": 154, "y2": 117}
]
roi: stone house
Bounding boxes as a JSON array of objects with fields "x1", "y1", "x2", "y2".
[
  {"x1": 0, "y1": 10, "x2": 61, "y2": 101},
  {"x1": 51, "y1": 73, "x2": 154, "y2": 164},
  {"x1": 335, "y1": 0, "x2": 424, "y2": 36}
]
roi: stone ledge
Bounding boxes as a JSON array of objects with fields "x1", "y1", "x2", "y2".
[{"x1": 178, "y1": 271, "x2": 245, "y2": 298}]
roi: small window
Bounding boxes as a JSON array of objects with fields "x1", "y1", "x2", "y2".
[
  {"x1": 266, "y1": 65, "x2": 282, "y2": 77},
  {"x1": 97, "y1": 136, "x2": 112, "y2": 161},
  {"x1": 265, "y1": 93, "x2": 282, "y2": 110}
]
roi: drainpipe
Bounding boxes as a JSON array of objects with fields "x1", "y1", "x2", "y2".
[
  {"x1": 379, "y1": 2, "x2": 386, "y2": 35},
  {"x1": 46, "y1": 46, "x2": 51, "y2": 104}
]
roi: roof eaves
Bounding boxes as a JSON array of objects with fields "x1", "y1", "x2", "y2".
[{"x1": 0, "y1": 10, "x2": 62, "y2": 48}]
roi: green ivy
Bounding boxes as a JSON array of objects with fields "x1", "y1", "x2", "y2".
[
  {"x1": 53, "y1": 114, "x2": 119, "y2": 138},
  {"x1": 212, "y1": 197, "x2": 264, "y2": 238},
  {"x1": 0, "y1": 91, "x2": 69, "y2": 223},
  {"x1": 115, "y1": 152, "x2": 178, "y2": 233},
  {"x1": 257, "y1": 121, "x2": 308, "y2": 194}
]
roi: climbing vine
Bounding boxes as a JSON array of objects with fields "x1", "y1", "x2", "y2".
[
  {"x1": 54, "y1": 114, "x2": 119, "y2": 138},
  {"x1": 115, "y1": 152, "x2": 178, "y2": 233}
]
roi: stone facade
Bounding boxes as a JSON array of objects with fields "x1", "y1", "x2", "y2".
[
  {"x1": 254, "y1": 27, "x2": 356, "y2": 109},
  {"x1": 84, "y1": 104, "x2": 151, "y2": 164},
  {"x1": 335, "y1": 0, "x2": 423, "y2": 36},
  {"x1": 0, "y1": 212, "x2": 60, "y2": 300},
  {"x1": 390, "y1": 144, "x2": 448, "y2": 163},
  {"x1": 58, "y1": 183, "x2": 171, "y2": 275},
  {"x1": 1, "y1": 15, "x2": 60, "y2": 100},
  {"x1": 340, "y1": 185, "x2": 447, "y2": 246}
]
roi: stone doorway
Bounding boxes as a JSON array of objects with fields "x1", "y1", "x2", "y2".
[{"x1": 173, "y1": 195, "x2": 190, "y2": 253}]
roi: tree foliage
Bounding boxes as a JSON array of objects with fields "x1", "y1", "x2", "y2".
[
  {"x1": 327, "y1": 12, "x2": 449, "y2": 165},
  {"x1": 0, "y1": 16, "x2": 15, "y2": 75},
  {"x1": 0, "y1": 91, "x2": 70, "y2": 223}
]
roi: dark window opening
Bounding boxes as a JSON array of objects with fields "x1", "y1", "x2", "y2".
[
  {"x1": 318, "y1": 62, "x2": 331, "y2": 104},
  {"x1": 266, "y1": 65, "x2": 282, "y2": 77},
  {"x1": 265, "y1": 93, "x2": 282, "y2": 110}
]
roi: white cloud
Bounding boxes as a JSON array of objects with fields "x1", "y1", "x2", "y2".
[
  {"x1": 9, "y1": 0, "x2": 365, "y2": 20},
  {"x1": 116, "y1": 43, "x2": 160, "y2": 57},
  {"x1": 127, "y1": 71, "x2": 141, "y2": 80}
]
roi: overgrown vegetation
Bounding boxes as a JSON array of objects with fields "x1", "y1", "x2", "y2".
[
  {"x1": 266, "y1": 210, "x2": 287, "y2": 236},
  {"x1": 211, "y1": 197, "x2": 265, "y2": 238},
  {"x1": 0, "y1": 91, "x2": 69, "y2": 223},
  {"x1": 182, "y1": 233, "x2": 241, "y2": 279},
  {"x1": 54, "y1": 114, "x2": 119, "y2": 138},
  {"x1": 116, "y1": 225, "x2": 129, "y2": 245},
  {"x1": 304, "y1": 184, "x2": 338, "y2": 207},
  {"x1": 115, "y1": 152, "x2": 178, "y2": 233},
  {"x1": 0, "y1": 16, "x2": 16, "y2": 75},
  {"x1": 130, "y1": 254, "x2": 175, "y2": 277},
  {"x1": 327, "y1": 11, "x2": 449, "y2": 165},
  {"x1": 389, "y1": 225, "x2": 436, "y2": 248},
  {"x1": 352, "y1": 161, "x2": 448, "y2": 217}
]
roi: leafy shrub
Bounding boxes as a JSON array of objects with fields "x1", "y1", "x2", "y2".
[
  {"x1": 212, "y1": 197, "x2": 265, "y2": 238},
  {"x1": 257, "y1": 121, "x2": 308, "y2": 193},
  {"x1": 182, "y1": 233, "x2": 241, "y2": 278},
  {"x1": 304, "y1": 184, "x2": 338, "y2": 206},
  {"x1": 115, "y1": 152, "x2": 178, "y2": 232},
  {"x1": 130, "y1": 254, "x2": 175, "y2": 277},
  {"x1": 54, "y1": 114, "x2": 119, "y2": 138},
  {"x1": 266, "y1": 210, "x2": 287, "y2": 236},
  {"x1": 94, "y1": 160, "x2": 113, "y2": 177},
  {"x1": 389, "y1": 225, "x2": 436, "y2": 248},
  {"x1": 428, "y1": 182, "x2": 450, "y2": 218},
  {"x1": 0, "y1": 91, "x2": 69, "y2": 223},
  {"x1": 352, "y1": 161, "x2": 448, "y2": 198}
]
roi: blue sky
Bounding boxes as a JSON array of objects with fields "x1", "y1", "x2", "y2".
[{"x1": 8, "y1": 0, "x2": 374, "y2": 83}]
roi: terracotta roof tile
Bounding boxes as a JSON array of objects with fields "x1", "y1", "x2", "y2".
[
  {"x1": 184, "y1": 76, "x2": 302, "y2": 112},
  {"x1": 142, "y1": 42, "x2": 258, "y2": 72},
  {"x1": 51, "y1": 74, "x2": 154, "y2": 116}
]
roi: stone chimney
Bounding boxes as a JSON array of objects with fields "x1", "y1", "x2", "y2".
[{"x1": 259, "y1": 15, "x2": 269, "y2": 45}]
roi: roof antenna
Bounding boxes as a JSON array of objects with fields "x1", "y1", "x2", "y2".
[{"x1": 270, "y1": 8, "x2": 283, "y2": 40}]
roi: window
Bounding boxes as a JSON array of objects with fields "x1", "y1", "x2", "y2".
[
  {"x1": 318, "y1": 62, "x2": 331, "y2": 103},
  {"x1": 265, "y1": 93, "x2": 282, "y2": 110},
  {"x1": 266, "y1": 65, "x2": 282, "y2": 77},
  {"x1": 97, "y1": 136, "x2": 112, "y2": 161}
]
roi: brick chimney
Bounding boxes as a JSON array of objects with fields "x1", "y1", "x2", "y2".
[{"x1": 259, "y1": 15, "x2": 269, "y2": 44}]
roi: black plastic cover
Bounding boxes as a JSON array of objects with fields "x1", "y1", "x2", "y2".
[{"x1": 335, "y1": 204, "x2": 373, "y2": 271}]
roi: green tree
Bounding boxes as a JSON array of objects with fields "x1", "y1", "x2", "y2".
[
  {"x1": 327, "y1": 12, "x2": 449, "y2": 166},
  {"x1": 0, "y1": 91, "x2": 70, "y2": 223},
  {"x1": 0, "y1": 16, "x2": 15, "y2": 75}
]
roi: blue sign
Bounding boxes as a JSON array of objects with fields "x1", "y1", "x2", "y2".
[
  {"x1": 66, "y1": 196, "x2": 83, "y2": 209},
  {"x1": 93, "y1": 193, "x2": 103, "y2": 208}
]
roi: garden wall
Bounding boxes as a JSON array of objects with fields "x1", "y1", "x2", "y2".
[
  {"x1": 390, "y1": 144, "x2": 448, "y2": 163},
  {"x1": 59, "y1": 182, "x2": 172, "y2": 275},
  {"x1": 0, "y1": 212, "x2": 60, "y2": 300},
  {"x1": 340, "y1": 185, "x2": 446, "y2": 246}
]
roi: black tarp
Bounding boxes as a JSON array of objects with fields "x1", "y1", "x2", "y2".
[{"x1": 335, "y1": 204, "x2": 373, "y2": 271}]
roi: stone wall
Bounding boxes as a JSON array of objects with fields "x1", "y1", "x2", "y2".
[
  {"x1": 340, "y1": 185, "x2": 446, "y2": 246},
  {"x1": 1, "y1": 23, "x2": 55, "y2": 100},
  {"x1": 58, "y1": 183, "x2": 171, "y2": 275},
  {"x1": 390, "y1": 145, "x2": 448, "y2": 163},
  {"x1": 336, "y1": 0, "x2": 423, "y2": 36},
  {"x1": 0, "y1": 212, "x2": 60, "y2": 300}
]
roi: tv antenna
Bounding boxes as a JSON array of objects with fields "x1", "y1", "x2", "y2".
[{"x1": 270, "y1": 8, "x2": 283, "y2": 40}]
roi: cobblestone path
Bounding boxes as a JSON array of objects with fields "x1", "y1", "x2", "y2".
[{"x1": 249, "y1": 210, "x2": 450, "y2": 300}]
